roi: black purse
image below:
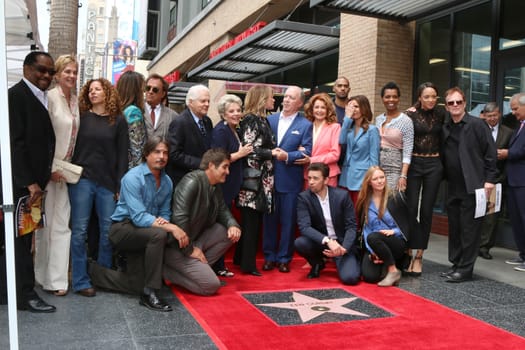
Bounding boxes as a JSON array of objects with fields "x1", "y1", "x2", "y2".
[{"x1": 241, "y1": 168, "x2": 262, "y2": 192}]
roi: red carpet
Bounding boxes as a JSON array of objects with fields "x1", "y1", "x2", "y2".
[{"x1": 169, "y1": 258, "x2": 525, "y2": 350}]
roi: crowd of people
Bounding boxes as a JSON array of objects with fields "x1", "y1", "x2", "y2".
[{"x1": 1, "y1": 51, "x2": 524, "y2": 314}]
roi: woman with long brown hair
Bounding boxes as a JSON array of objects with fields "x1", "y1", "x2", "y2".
[
  {"x1": 355, "y1": 166, "x2": 409, "y2": 287},
  {"x1": 339, "y1": 95, "x2": 380, "y2": 205},
  {"x1": 116, "y1": 71, "x2": 147, "y2": 169},
  {"x1": 69, "y1": 78, "x2": 128, "y2": 297}
]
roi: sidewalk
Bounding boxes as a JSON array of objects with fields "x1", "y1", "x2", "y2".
[{"x1": 425, "y1": 233, "x2": 525, "y2": 289}]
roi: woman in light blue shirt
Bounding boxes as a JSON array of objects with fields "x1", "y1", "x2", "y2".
[
  {"x1": 339, "y1": 95, "x2": 380, "y2": 207},
  {"x1": 356, "y1": 166, "x2": 409, "y2": 287}
]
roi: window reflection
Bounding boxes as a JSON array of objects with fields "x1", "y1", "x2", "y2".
[
  {"x1": 499, "y1": 0, "x2": 525, "y2": 50},
  {"x1": 453, "y1": 3, "x2": 492, "y2": 115}
]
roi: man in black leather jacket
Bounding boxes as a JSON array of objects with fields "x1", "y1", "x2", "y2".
[{"x1": 163, "y1": 148, "x2": 241, "y2": 295}]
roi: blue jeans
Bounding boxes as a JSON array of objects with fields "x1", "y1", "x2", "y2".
[{"x1": 69, "y1": 178, "x2": 115, "y2": 291}]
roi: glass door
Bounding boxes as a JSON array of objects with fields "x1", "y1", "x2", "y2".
[{"x1": 494, "y1": 47, "x2": 525, "y2": 116}]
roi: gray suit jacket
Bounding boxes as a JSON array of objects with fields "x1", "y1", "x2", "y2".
[{"x1": 145, "y1": 104, "x2": 178, "y2": 140}]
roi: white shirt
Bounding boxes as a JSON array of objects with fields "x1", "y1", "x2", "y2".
[
  {"x1": 277, "y1": 112, "x2": 297, "y2": 145},
  {"x1": 490, "y1": 124, "x2": 498, "y2": 142},
  {"x1": 315, "y1": 191, "x2": 337, "y2": 240},
  {"x1": 146, "y1": 103, "x2": 161, "y2": 128},
  {"x1": 23, "y1": 77, "x2": 48, "y2": 110}
]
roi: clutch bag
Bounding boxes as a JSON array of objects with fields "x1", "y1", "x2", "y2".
[{"x1": 52, "y1": 158, "x2": 83, "y2": 184}]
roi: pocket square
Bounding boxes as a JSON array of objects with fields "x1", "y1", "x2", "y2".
[{"x1": 291, "y1": 130, "x2": 300, "y2": 135}]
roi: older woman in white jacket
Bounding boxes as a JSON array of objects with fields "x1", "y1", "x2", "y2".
[{"x1": 34, "y1": 55, "x2": 79, "y2": 296}]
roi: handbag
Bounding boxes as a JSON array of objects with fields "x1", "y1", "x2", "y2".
[
  {"x1": 52, "y1": 158, "x2": 83, "y2": 184},
  {"x1": 241, "y1": 167, "x2": 261, "y2": 192}
]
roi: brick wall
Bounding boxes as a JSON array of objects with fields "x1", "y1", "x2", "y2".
[{"x1": 339, "y1": 14, "x2": 415, "y2": 117}]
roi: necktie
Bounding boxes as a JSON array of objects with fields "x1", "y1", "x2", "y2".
[
  {"x1": 150, "y1": 108, "x2": 156, "y2": 126},
  {"x1": 518, "y1": 121, "x2": 524, "y2": 135},
  {"x1": 198, "y1": 119, "x2": 207, "y2": 137}
]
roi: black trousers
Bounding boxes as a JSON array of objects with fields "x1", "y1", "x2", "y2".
[
  {"x1": 507, "y1": 186, "x2": 525, "y2": 259},
  {"x1": 446, "y1": 188, "x2": 481, "y2": 275},
  {"x1": 406, "y1": 156, "x2": 443, "y2": 249},
  {"x1": 234, "y1": 207, "x2": 261, "y2": 272},
  {"x1": 361, "y1": 233, "x2": 406, "y2": 283}
]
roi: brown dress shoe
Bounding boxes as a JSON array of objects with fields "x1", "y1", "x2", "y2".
[
  {"x1": 278, "y1": 262, "x2": 290, "y2": 273},
  {"x1": 262, "y1": 261, "x2": 276, "y2": 271},
  {"x1": 76, "y1": 287, "x2": 96, "y2": 297}
]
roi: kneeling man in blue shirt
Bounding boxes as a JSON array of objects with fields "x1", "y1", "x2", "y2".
[{"x1": 91, "y1": 136, "x2": 188, "y2": 312}]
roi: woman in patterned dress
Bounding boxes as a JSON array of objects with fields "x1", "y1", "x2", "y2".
[{"x1": 234, "y1": 85, "x2": 278, "y2": 276}]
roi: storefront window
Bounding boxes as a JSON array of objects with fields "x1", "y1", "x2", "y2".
[
  {"x1": 499, "y1": 0, "x2": 525, "y2": 50},
  {"x1": 453, "y1": 3, "x2": 492, "y2": 114},
  {"x1": 416, "y1": 16, "x2": 450, "y2": 102}
]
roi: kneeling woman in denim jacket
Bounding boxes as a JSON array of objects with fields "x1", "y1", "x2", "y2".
[{"x1": 356, "y1": 166, "x2": 410, "y2": 287}]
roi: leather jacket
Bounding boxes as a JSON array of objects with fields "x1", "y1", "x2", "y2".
[{"x1": 171, "y1": 170, "x2": 239, "y2": 255}]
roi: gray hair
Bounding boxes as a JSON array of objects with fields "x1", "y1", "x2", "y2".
[
  {"x1": 482, "y1": 102, "x2": 499, "y2": 114},
  {"x1": 186, "y1": 84, "x2": 209, "y2": 105},
  {"x1": 217, "y1": 94, "x2": 243, "y2": 119},
  {"x1": 511, "y1": 93, "x2": 525, "y2": 106}
]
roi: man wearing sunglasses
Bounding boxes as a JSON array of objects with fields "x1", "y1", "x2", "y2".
[
  {"x1": 144, "y1": 74, "x2": 178, "y2": 140},
  {"x1": 6, "y1": 51, "x2": 57, "y2": 312},
  {"x1": 441, "y1": 87, "x2": 497, "y2": 283}
]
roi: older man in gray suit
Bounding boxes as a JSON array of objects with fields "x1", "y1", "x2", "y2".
[{"x1": 144, "y1": 74, "x2": 178, "y2": 139}]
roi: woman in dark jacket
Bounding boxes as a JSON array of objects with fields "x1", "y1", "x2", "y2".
[
  {"x1": 356, "y1": 166, "x2": 410, "y2": 286},
  {"x1": 234, "y1": 85, "x2": 277, "y2": 276},
  {"x1": 210, "y1": 94, "x2": 252, "y2": 277}
]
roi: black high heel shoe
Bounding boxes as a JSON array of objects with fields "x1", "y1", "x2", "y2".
[{"x1": 408, "y1": 256, "x2": 423, "y2": 277}]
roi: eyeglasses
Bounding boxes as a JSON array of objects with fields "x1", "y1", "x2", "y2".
[
  {"x1": 446, "y1": 100, "x2": 464, "y2": 106},
  {"x1": 32, "y1": 64, "x2": 56, "y2": 76},
  {"x1": 145, "y1": 85, "x2": 160, "y2": 94}
]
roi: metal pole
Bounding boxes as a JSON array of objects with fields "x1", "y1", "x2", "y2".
[{"x1": 0, "y1": 0, "x2": 20, "y2": 348}]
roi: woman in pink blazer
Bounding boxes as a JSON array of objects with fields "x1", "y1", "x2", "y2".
[{"x1": 298, "y1": 93, "x2": 341, "y2": 187}]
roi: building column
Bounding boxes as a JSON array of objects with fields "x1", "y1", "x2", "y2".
[{"x1": 338, "y1": 14, "x2": 415, "y2": 115}]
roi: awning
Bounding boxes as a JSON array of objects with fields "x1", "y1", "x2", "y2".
[
  {"x1": 187, "y1": 20, "x2": 339, "y2": 82},
  {"x1": 310, "y1": 0, "x2": 479, "y2": 23},
  {"x1": 167, "y1": 81, "x2": 197, "y2": 105},
  {"x1": 5, "y1": 0, "x2": 42, "y2": 86}
]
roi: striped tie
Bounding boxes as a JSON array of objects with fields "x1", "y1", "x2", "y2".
[{"x1": 198, "y1": 119, "x2": 207, "y2": 137}]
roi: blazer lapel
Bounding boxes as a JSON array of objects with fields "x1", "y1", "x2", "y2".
[
  {"x1": 309, "y1": 190, "x2": 327, "y2": 230},
  {"x1": 278, "y1": 113, "x2": 301, "y2": 147}
]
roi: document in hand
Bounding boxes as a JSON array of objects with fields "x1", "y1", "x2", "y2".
[
  {"x1": 474, "y1": 183, "x2": 502, "y2": 218},
  {"x1": 16, "y1": 191, "x2": 47, "y2": 236}
]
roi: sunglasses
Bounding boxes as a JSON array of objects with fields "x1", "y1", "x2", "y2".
[
  {"x1": 144, "y1": 85, "x2": 160, "y2": 93},
  {"x1": 446, "y1": 100, "x2": 464, "y2": 106},
  {"x1": 33, "y1": 64, "x2": 56, "y2": 76}
]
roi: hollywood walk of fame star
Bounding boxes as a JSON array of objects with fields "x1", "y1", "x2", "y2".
[{"x1": 257, "y1": 291, "x2": 369, "y2": 322}]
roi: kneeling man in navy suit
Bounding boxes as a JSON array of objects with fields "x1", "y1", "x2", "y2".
[{"x1": 294, "y1": 163, "x2": 361, "y2": 284}]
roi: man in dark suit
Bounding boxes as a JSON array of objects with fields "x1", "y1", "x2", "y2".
[
  {"x1": 294, "y1": 163, "x2": 360, "y2": 284},
  {"x1": 478, "y1": 103, "x2": 513, "y2": 259},
  {"x1": 263, "y1": 85, "x2": 312, "y2": 273},
  {"x1": 144, "y1": 74, "x2": 178, "y2": 140},
  {"x1": 167, "y1": 84, "x2": 213, "y2": 186},
  {"x1": 6, "y1": 51, "x2": 57, "y2": 312},
  {"x1": 441, "y1": 87, "x2": 497, "y2": 283},
  {"x1": 504, "y1": 93, "x2": 525, "y2": 272}
]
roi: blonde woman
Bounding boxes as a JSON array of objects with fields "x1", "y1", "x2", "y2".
[
  {"x1": 34, "y1": 55, "x2": 79, "y2": 296},
  {"x1": 235, "y1": 85, "x2": 277, "y2": 276}
]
